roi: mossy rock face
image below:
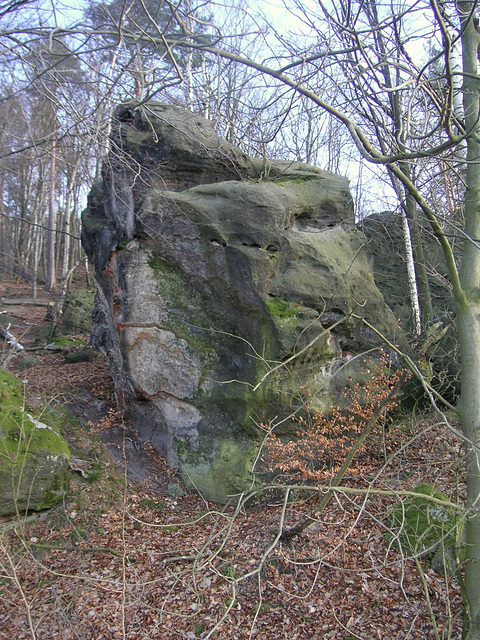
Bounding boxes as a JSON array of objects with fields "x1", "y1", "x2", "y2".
[
  {"x1": 61, "y1": 289, "x2": 95, "y2": 335},
  {"x1": 82, "y1": 102, "x2": 404, "y2": 502},
  {"x1": 265, "y1": 296, "x2": 298, "y2": 320},
  {"x1": 177, "y1": 436, "x2": 257, "y2": 503},
  {"x1": 387, "y1": 483, "x2": 463, "y2": 569},
  {"x1": 0, "y1": 370, "x2": 70, "y2": 516}
]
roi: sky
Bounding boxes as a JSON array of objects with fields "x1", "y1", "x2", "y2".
[{"x1": 7, "y1": 0, "x2": 448, "y2": 216}]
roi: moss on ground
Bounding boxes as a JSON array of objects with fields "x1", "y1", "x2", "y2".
[
  {"x1": 387, "y1": 483, "x2": 464, "y2": 569},
  {"x1": 48, "y1": 335, "x2": 85, "y2": 349}
]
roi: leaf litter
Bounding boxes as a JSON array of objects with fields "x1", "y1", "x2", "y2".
[{"x1": 0, "y1": 276, "x2": 464, "y2": 639}]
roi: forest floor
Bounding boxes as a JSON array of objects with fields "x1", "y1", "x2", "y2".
[{"x1": 0, "y1": 273, "x2": 465, "y2": 639}]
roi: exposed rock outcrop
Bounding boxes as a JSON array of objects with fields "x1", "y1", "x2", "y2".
[
  {"x1": 82, "y1": 102, "x2": 403, "y2": 502},
  {"x1": 360, "y1": 212, "x2": 455, "y2": 328}
]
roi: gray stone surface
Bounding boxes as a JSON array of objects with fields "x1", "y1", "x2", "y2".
[
  {"x1": 82, "y1": 102, "x2": 402, "y2": 502},
  {"x1": 61, "y1": 288, "x2": 95, "y2": 335},
  {"x1": 359, "y1": 212, "x2": 455, "y2": 327},
  {"x1": 360, "y1": 212, "x2": 459, "y2": 398}
]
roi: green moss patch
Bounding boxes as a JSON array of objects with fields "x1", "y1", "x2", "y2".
[
  {"x1": 265, "y1": 296, "x2": 297, "y2": 321},
  {"x1": 178, "y1": 437, "x2": 257, "y2": 503},
  {"x1": 48, "y1": 335, "x2": 85, "y2": 349},
  {"x1": 0, "y1": 370, "x2": 70, "y2": 515},
  {"x1": 386, "y1": 483, "x2": 463, "y2": 568},
  {"x1": 147, "y1": 251, "x2": 218, "y2": 370}
]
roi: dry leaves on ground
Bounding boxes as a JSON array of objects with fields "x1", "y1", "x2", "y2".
[{"x1": 0, "y1": 275, "x2": 464, "y2": 639}]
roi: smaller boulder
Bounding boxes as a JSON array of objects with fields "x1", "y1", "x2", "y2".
[
  {"x1": 16, "y1": 355, "x2": 40, "y2": 370},
  {"x1": 61, "y1": 289, "x2": 95, "y2": 335},
  {"x1": 167, "y1": 483, "x2": 185, "y2": 498},
  {"x1": 386, "y1": 483, "x2": 463, "y2": 573},
  {"x1": 0, "y1": 370, "x2": 71, "y2": 516},
  {"x1": 64, "y1": 348, "x2": 97, "y2": 364}
]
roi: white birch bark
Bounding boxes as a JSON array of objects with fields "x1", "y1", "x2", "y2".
[{"x1": 401, "y1": 210, "x2": 422, "y2": 336}]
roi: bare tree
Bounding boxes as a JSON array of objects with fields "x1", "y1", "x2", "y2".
[{"x1": 1, "y1": 0, "x2": 480, "y2": 635}]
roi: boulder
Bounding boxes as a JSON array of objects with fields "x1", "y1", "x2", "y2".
[
  {"x1": 0, "y1": 370, "x2": 70, "y2": 516},
  {"x1": 16, "y1": 355, "x2": 40, "y2": 370},
  {"x1": 82, "y1": 102, "x2": 402, "y2": 502},
  {"x1": 61, "y1": 288, "x2": 95, "y2": 335},
  {"x1": 386, "y1": 482, "x2": 464, "y2": 573},
  {"x1": 359, "y1": 212, "x2": 455, "y2": 328},
  {"x1": 64, "y1": 348, "x2": 97, "y2": 364},
  {"x1": 360, "y1": 212, "x2": 459, "y2": 398}
]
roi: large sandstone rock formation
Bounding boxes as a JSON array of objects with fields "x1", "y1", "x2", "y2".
[{"x1": 82, "y1": 102, "x2": 402, "y2": 502}]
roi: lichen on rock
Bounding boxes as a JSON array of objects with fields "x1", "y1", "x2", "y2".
[
  {"x1": 61, "y1": 288, "x2": 95, "y2": 335},
  {"x1": 82, "y1": 101, "x2": 402, "y2": 502}
]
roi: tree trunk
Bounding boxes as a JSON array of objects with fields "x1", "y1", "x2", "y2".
[
  {"x1": 30, "y1": 207, "x2": 40, "y2": 299},
  {"x1": 457, "y1": 3, "x2": 480, "y2": 637},
  {"x1": 363, "y1": 0, "x2": 432, "y2": 333},
  {"x1": 457, "y1": 305, "x2": 480, "y2": 640},
  {"x1": 45, "y1": 136, "x2": 57, "y2": 292},
  {"x1": 402, "y1": 169, "x2": 433, "y2": 330},
  {"x1": 400, "y1": 209, "x2": 422, "y2": 336},
  {"x1": 184, "y1": 2, "x2": 194, "y2": 111}
]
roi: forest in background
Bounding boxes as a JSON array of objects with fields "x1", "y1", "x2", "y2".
[
  {"x1": 1, "y1": 0, "x2": 361, "y2": 298},
  {"x1": 2, "y1": 0, "x2": 480, "y2": 638},
  {"x1": 1, "y1": 0, "x2": 459, "y2": 313}
]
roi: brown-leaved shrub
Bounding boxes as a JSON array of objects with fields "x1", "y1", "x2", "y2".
[{"x1": 262, "y1": 353, "x2": 408, "y2": 481}]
